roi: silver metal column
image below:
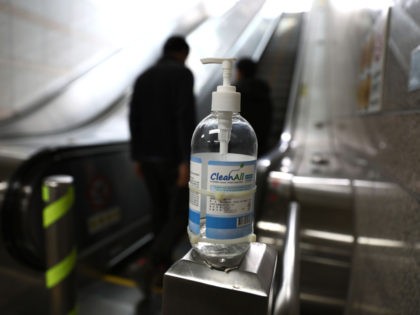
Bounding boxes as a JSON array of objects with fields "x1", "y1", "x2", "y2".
[
  {"x1": 273, "y1": 201, "x2": 300, "y2": 315},
  {"x1": 162, "y1": 242, "x2": 277, "y2": 315},
  {"x1": 42, "y1": 175, "x2": 77, "y2": 315}
]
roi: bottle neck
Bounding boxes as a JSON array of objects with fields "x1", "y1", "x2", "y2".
[
  {"x1": 211, "y1": 110, "x2": 240, "y2": 116},
  {"x1": 215, "y1": 111, "x2": 233, "y2": 155}
]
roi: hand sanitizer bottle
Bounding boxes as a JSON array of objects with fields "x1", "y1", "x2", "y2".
[{"x1": 188, "y1": 58, "x2": 257, "y2": 269}]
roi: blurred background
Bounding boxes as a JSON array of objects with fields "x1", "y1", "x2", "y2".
[{"x1": 1, "y1": 0, "x2": 420, "y2": 314}]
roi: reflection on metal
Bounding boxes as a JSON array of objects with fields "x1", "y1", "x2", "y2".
[
  {"x1": 267, "y1": 171, "x2": 293, "y2": 200},
  {"x1": 0, "y1": 181, "x2": 7, "y2": 190},
  {"x1": 257, "y1": 221, "x2": 286, "y2": 233},
  {"x1": 281, "y1": 132, "x2": 292, "y2": 143},
  {"x1": 273, "y1": 202, "x2": 300, "y2": 315},
  {"x1": 353, "y1": 179, "x2": 396, "y2": 189},
  {"x1": 301, "y1": 253, "x2": 351, "y2": 269},
  {"x1": 357, "y1": 237, "x2": 406, "y2": 248},
  {"x1": 303, "y1": 229, "x2": 354, "y2": 244},
  {"x1": 255, "y1": 150, "x2": 289, "y2": 216},
  {"x1": 257, "y1": 220, "x2": 354, "y2": 244},
  {"x1": 258, "y1": 236, "x2": 284, "y2": 248},
  {"x1": 162, "y1": 243, "x2": 277, "y2": 315},
  {"x1": 107, "y1": 232, "x2": 154, "y2": 268},
  {"x1": 300, "y1": 293, "x2": 346, "y2": 308},
  {"x1": 259, "y1": 158, "x2": 272, "y2": 168},
  {"x1": 269, "y1": 170, "x2": 294, "y2": 182},
  {"x1": 310, "y1": 153, "x2": 330, "y2": 165},
  {"x1": 268, "y1": 172, "x2": 353, "y2": 210},
  {"x1": 292, "y1": 176, "x2": 352, "y2": 211},
  {"x1": 350, "y1": 302, "x2": 397, "y2": 315},
  {"x1": 293, "y1": 176, "x2": 351, "y2": 187},
  {"x1": 352, "y1": 178, "x2": 408, "y2": 253},
  {"x1": 280, "y1": 157, "x2": 292, "y2": 173}
]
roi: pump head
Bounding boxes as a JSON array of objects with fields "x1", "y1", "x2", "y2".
[{"x1": 201, "y1": 58, "x2": 241, "y2": 112}]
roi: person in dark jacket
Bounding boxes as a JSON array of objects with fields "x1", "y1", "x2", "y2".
[
  {"x1": 128, "y1": 35, "x2": 196, "y2": 299},
  {"x1": 235, "y1": 57, "x2": 273, "y2": 156}
]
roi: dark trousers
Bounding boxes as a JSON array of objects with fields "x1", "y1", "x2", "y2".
[{"x1": 141, "y1": 161, "x2": 188, "y2": 265}]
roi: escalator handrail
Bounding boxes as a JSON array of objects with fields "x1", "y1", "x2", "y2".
[{"x1": 273, "y1": 201, "x2": 300, "y2": 315}]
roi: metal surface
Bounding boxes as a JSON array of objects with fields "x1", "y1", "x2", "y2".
[
  {"x1": 258, "y1": 0, "x2": 420, "y2": 314},
  {"x1": 162, "y1": 203, "x2": 301, "y2": 315},
  {"x1": 254, "y1": 11, "x2": 305, "y2": 219},
  {"x1": 162, "y1": 242, "x2": 277, "y2": 315},
  {"x1": 273, "y1": 202, "x2": 300, "y2": 315},
  {"x1": 255, "y1": 1, "x2": 354, "y2": 313}
]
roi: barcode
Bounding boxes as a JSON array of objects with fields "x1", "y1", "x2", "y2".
[{"x1": 237, "y1": 215, "x2": 251, "y2": 227}]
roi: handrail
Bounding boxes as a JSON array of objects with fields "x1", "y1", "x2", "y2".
[
  {"x1": 273, "y1": 201, "x2": 300, "y2": 315},
  {"x1": 255, "y1": 12, "x2": 307, "y2": 216}
]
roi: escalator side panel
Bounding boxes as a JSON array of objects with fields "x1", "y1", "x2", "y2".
[{"x1": 2, "y1": 143, "x2": 152, "y2": 271}]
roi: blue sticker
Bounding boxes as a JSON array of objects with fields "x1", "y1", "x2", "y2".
[
  {"x1": 188, "y1": 209, "x2": 200, "y2": 234},
  {"x1": 206, "y1": 214, "x2": 252, "y2": 239}
]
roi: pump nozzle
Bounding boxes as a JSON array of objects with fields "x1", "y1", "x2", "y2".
[
  {"x1": 200, "y1": 58, "x2": 240, "y2": 113},
  {"x1": 201, "y1": 58, "x2": 236, "y2": 87},
  {"x1": 201, "y1": 58, "x2": 241, "y2": 155}
]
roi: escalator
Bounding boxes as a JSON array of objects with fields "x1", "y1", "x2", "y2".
[
  {"x1": 255, "y1": 4, "x2": 354, "y2": 315},
  {"x1": 0, "y1": 1, "x2": 288, "y2": 314},
  {"x1": 258, "y1": 13, "x2": 303, "y2": 149}
]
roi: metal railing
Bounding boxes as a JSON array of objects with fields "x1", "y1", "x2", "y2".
[{"x1": 273, "y1": 201, "x2": 300, "y2": 315}]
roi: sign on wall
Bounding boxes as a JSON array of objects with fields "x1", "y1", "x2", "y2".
[{"x1": 357, "y1": 7, "x2": 391, "y2": 113}]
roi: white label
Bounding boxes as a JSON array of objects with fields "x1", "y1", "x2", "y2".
[
  {"x1": 206, "y1": 159, "x2": 256, "y2": 239},
  {"x1": 188, "y1": 156, "x2": 201, "y2": 234}
]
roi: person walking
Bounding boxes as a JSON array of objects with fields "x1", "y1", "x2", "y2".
[
  {"x1": 128, "y1": 35, "x2": 196, "y2": 301},
  {"x1": 235, "y1": 57, "x2": 273, "y2": 156}
]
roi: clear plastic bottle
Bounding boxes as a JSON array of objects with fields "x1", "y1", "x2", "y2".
[{"x1": 188, "y1": 58, "x2": 257, "y2": 269}]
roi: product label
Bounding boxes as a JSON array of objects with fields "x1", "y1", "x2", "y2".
[
  {"x1": 206, "y1": 159, "x2": 256, "y2": 239},
  {"x1": 188, "y1": 156, "x2": 201, "y2": 234}
]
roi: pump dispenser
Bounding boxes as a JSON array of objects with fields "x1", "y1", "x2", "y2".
[{"x1": 188, "y1": 58, "x2": 257, "y2": 269}]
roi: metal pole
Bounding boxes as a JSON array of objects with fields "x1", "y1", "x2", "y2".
[
  {"x1": 42, "y1": 175, "x2": 77, "y2": 315},
  {"x1": 273, "y1": 201, "x2": 300, "y2": 315}
]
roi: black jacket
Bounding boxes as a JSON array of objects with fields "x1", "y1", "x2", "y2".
[{"x1": 129, "y1": 57, "x2": 196, "y2": 164}]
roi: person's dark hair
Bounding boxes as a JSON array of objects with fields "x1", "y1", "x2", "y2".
[
  {"x1": 236, "y1": 58, "x2": 257, "y2": 78},
  {"x1": 163, "y1": 35, "x2": 190, "y2": 56}
]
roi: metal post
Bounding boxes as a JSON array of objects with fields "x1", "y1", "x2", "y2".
[{"x1": 42, "y1": 175, "x2": 77, "y2": 315}]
